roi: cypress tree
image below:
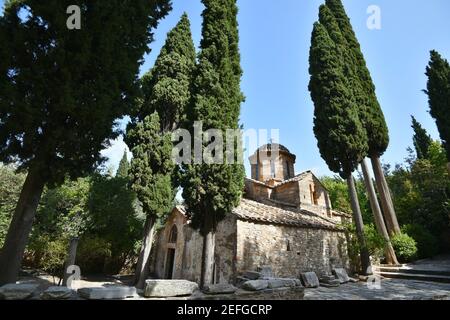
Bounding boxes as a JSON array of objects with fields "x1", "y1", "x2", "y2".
[
  {"x1": 126, "y1": 112, "x2": 175, "y2": 288},
  {"x1": 116, "y1": 151, "x2": 130, "y2": 178},
  {"x1": 424, "y1": 50, "x2": 450, "y2": 173},
  {"x1": 125, "y1": 14, "x2": 196, "y2": 288},
  {"x1": 318, "y1": 4, "x2": 398, "y2": 265},
  {"x1": 0, "y1": 0, "x2": 170, "y2": 285},
  {"x1": 308, "y1": 21, "x2": 371, "y2": 273},
  {"x1": 326, "y1": 0, "x2": 400, "y2": 235},
  {"x1": 181, "y1": 0, "x2": 245, "y2": 287},
  {"x1": 139, "y1": 13, "x2": 196, "y2": 132},
  {"x1": 411, "y1": 116, "x2": 432, "y2": 160}
]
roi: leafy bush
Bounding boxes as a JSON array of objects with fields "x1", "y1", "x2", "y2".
[
  {"x1": 391, "y1": 233, "x2": 418, "y2": 262},
  {"x1": 343, "y1": 223, "x2": 387, "y2": 271},
  {"x1": 26, "y1": 234, "x2": 68, "y2": 278},
  {"x1": 401, "y1": 224, "x2": 439, "y2": 259},
  {"x1": 364, "y1": 224, "x2": 386, "y2": 262},
  {"x1": 76, "y1": 236, "x2": 112, "y2": 274}
]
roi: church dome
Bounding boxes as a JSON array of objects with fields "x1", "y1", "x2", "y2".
[
  {"x1": 256, "y1": 143, "x2": 291, "y2": 154},
  {"x1": 249, "y1": 143, "x2": 296, "y2": 183}
]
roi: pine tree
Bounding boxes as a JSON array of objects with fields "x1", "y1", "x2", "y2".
[
  {"x1": 126, "y1": 112, "x2": 175, "y2": 288},
  {"x1": 0, "y1": 0, "x2": 170, "y2": 285},
  {"x1": 181, "y1": 0, "x2": 245, "y2": 287},
  {"x1": 116, "y1": 151, "x2": 130, "y2": 178},
  {"x1": 424, "y1": 50, "x2": 450, "y2": 173},
  {"x1": 308, "y1": 21, "x2": 371, "y2": 273},
  {"x1": 326, "y1": 0, "x2": 400, "y2": 236},
  {"x1": 411, "y1": 116, "x2": 432, "y2": 160},
  {"x1": 125, "y1": 14, "x2": 195, "y2": 288}
]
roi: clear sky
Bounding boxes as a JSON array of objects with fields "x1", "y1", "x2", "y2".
[{"x1": 2, "y1": 0, "x2": 450, "y2": 178}]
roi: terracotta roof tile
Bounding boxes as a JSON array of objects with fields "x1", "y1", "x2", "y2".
[{"x1": 232, "y1": 198, "x2": 343, "y2": 231}]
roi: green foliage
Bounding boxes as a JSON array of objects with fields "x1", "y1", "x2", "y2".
[
  {"x1": 181, "y1": 0, "x2": 245, "y2": 233},
  {"x1": 325, "y1": 0, "x2": 389, "y2": 157},
  {"x1": 0, "y1": 164, "x2": 25, "y2": 247},
  {"x1": 88, "y1": 173, "x2": 144, "y2": 269},
  {"x1": 389, "y1": 141, "x2": 449, "y2": 249},
  {"x1": 126, "y1": 112, "x2": 176, "y2": 221},
  {"x1": 402, "y1": 224, "x2": 439, "y2": 259},
  {"x1": 391, "y1": 233, "x2": 418, "y2": 262},
  {"x1": 0, "y1": 0, "x2": 171, "y2": 184},
  {"x1": 308, "y1": 20, "x2": 368, "y2": 178},
  {"x1": 27, "y1": 234, "x2": 68, "y2": 277},
  {"x1": 139, "y1": 13, "x2": 196, "y2": 131},
  {"x1": 116, "y1": 151, "x2": 130, "y2": 178},
  {"x1": 411, "y1": 116, "x2": 432, "y2": 159},
  {"x1": 344, "y1": 223, "x2": 386, "y2": 264},
  {"x1": 35, "y1": 177, "x2": 91, "y2": 239},
  {"x1": 425, "y1": 50, "x2": 450, "y2": 160},
  {"x1": 76, "y1": 236, "x2": 112, "y2": 274}
]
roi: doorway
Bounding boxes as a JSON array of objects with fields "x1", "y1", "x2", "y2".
[{"x1": 165, "y1": 248, "x2": 176, "y2": 279}]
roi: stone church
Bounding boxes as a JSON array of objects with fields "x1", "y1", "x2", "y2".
[{"x1": 150, "y1": 143, "x2": 350, "y2": 284}]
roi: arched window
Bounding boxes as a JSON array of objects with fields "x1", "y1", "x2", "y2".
[{"x1": 169, "y1": 225, "x2": 178, "y2": 243}]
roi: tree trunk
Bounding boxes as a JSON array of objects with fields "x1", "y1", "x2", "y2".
[
  {"x1": 346, "y1": 174, "x2": 372, "y2": 275},
  {"x1": 62, "y1": 237, "x2": 79, "y2": 286},
  {"x1": 370, "y1": 155, "x2": 401, "y2": 235},
  {"x1": 0, "y1": 166, "x2": 45, "y2": 285},
  {"x1": 134, "y1": 215, "x2": 156, "y2": 289},
  {"x1": 361, "y1": 159, "x2": 399, "y2": 265},
  {"x1": 200, "y1": 212, "x2": 215, "y2": 289}
]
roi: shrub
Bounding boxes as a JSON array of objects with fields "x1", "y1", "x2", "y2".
[
  {"x1": 76, "y1": 236, "x2": 112, "y2": 274},
  {"x1": 391, "y1": 233, "x2": 418, "y2": 262},
  {"x1": 401, "y1": 224, "x2": 439, "y2": 259},
  {"x1": 364, "y1": 224, "x2": 386, "y2": 262},
  {"x1": 26, "y1": 234, "x2": 68, "y2": 278}
]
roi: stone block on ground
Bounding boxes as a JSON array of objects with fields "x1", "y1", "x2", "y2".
[
  {"x1": 78, "y1": 286, "x2": 137, "y2": 300},
  {"x1": 267, "y1": 278, "x2": 298, "y2": 289},
  {"x1": 333, "y1": 268, "x2": 350, "y2": 284},
  {"x1": 241, "y1": 280, "x2": 269, "y2": 291},
  {"x1": 0, "y1": 283, "x2": 40, "y2": 300},
  {"x1": 144, "y1": 280, "x2": 198, "y2": 298},
  {"x1": 257, "y1": 266, "x2": 274, "y2": 278},
  {"x1": 203, "y1": 284, "x2": 237, "y2": 295},
  {"x1": 40, "y1": 286, "x2": 73, "y2": 300},
  {"x1": 300, "y1": 272, "x2": 319, "y2": 288},
  {"x1": 244, "y1": 271, "x2": 262, "y2": 280}
]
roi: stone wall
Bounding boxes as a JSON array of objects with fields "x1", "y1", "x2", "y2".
[
  {"x1": 151, "y1": 209, "x2": 187, "y2": 280},
  {"x1": 152, "y1": 209, "x2": 237, "y2": 285},
  {"x1": 297, "y1": 174, "x2": 332, "y2": 216},
  {"x1": 272, "y1": 181, "x2": 300, "y2": 205},
  {"x1": 235, "y1": 220, "x2": 349, "y2": 278}
]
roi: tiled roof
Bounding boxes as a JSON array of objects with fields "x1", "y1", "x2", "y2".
[
  {"x1": 232, "y1": 198, "x2": 343, "y2": 231},
  {"x1": 273, "y1": 171, "x2": 311, "y2": 187}
]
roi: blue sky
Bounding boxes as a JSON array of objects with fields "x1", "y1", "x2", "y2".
[{"x1": 2, "y1": 0, "x2": 450, "y2": 178}]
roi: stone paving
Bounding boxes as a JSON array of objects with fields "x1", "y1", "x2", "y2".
[{"x1": 304, "y1": 278, "x2": 450, "y2": 300}]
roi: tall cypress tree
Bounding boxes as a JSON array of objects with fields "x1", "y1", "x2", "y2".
[
  {"x1": 424, "y1": 50, "x2": 450, "y2": 173},
  {"x1": 318, "y1": 4, "x2": 398, "y2": 265},
  {"x1": 308, "y1": 21, "x2": 371, "y2": 273},
  {"x1": 0, "y1": 0, "x2": 170, "y2": 285},
  {"x1": 326, "y1": 0, "x2": 400, "y2": 236},
  {"x1": 139, "y1": 13, "x2": 196, "y2": 132},
  {"x1": 126, "y1": 112, "x2": 175, "y2": 289},
  {"x1": 125, "y1": 14, "x2": 195, "y2": 288},
  {"x1": 411, "y1": 116, "x2": 432, "y2": 160},
  {"x1": 181, "y1": 0, "x2": 245, "y2": 287},
  {"x1": 116, "y1": 151, "x2": 130, "y2": 178}
]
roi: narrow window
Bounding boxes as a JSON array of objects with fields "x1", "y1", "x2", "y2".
[
  {"x1": 285, "y1": 160, "x2": 290, "y2": 179},
  {"x1": 270, "y1": 159, "x2": 275, "y2": 178},
  {"x1": 169, "y1": 225, "x2": 178, "y2": 243}
]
